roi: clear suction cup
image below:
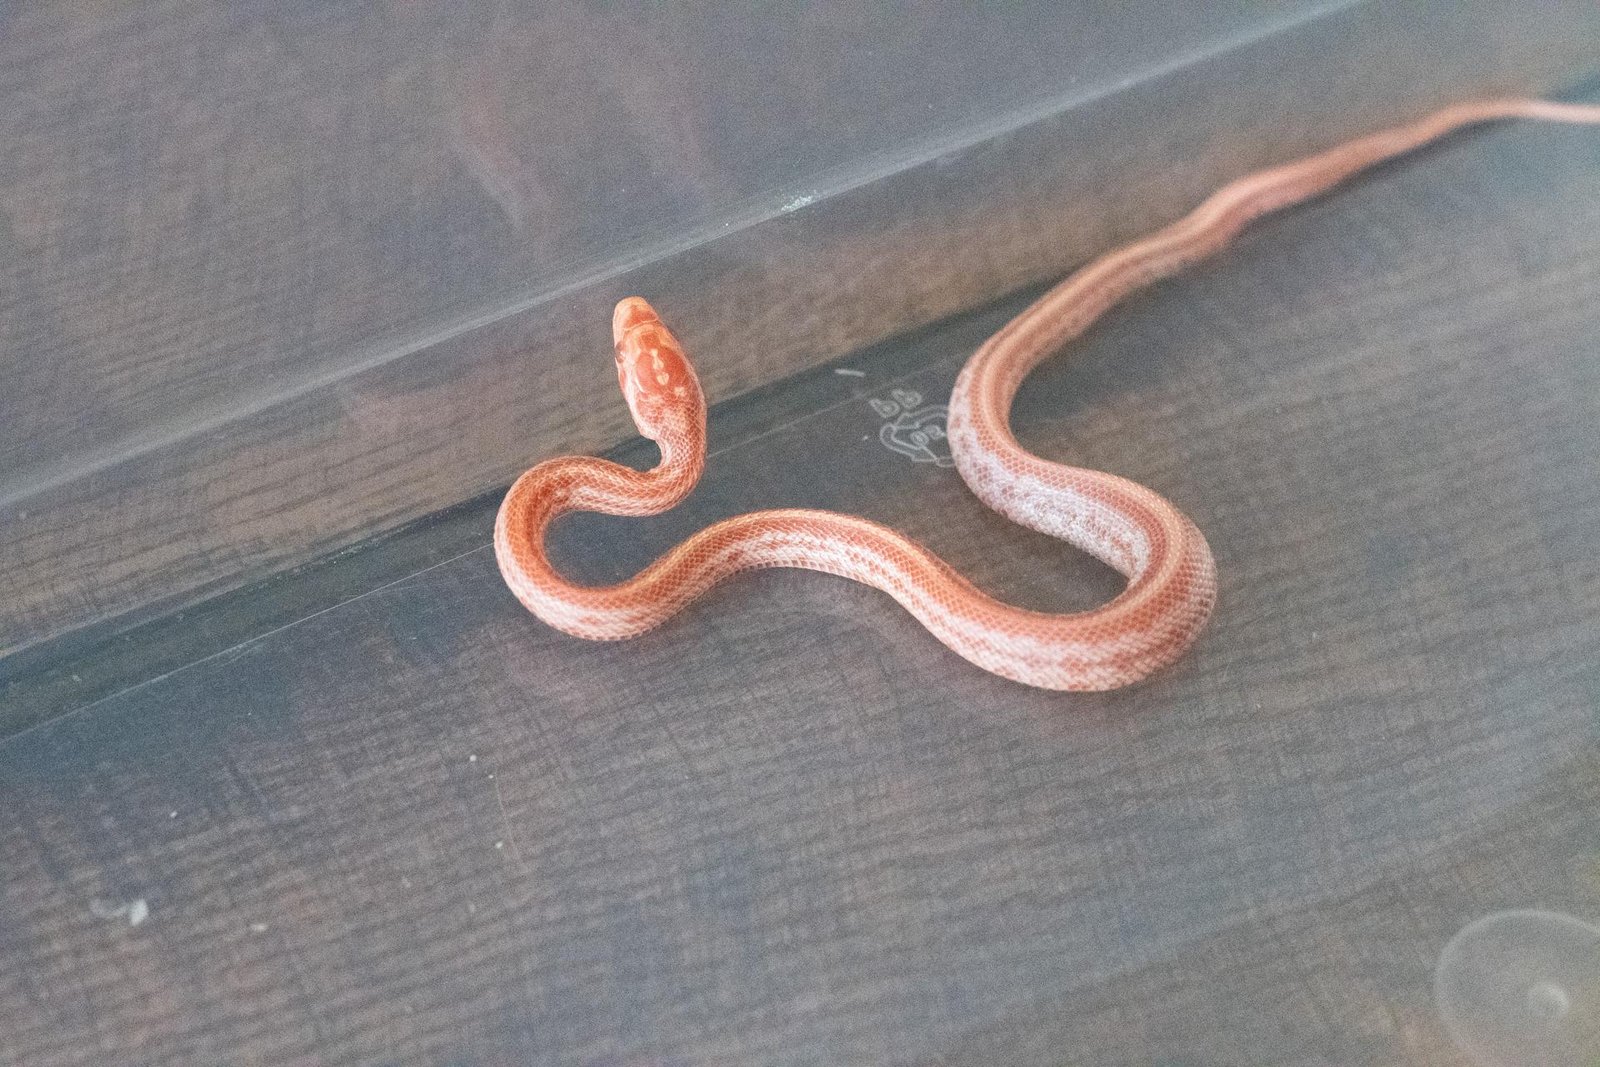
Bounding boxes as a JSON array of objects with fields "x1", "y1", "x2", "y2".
[{"x1": 1434, "y1": 909, "x2": 1600, "y2": 1066}]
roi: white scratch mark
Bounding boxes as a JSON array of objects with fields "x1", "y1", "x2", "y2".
[
  {"x1": 249, "y1": 922, "x2": 269, "y2": 934},
  {"x1": 91, "y1": 898, "x2": 149, "y2": 927},
  {"x1": 833, "y1": 368, "x2": 866, "y2": 378},
  {"x1": 780, "y1": 192, "x2": 816, "y2": 213}
]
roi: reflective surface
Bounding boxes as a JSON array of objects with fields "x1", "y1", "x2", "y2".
[
  {"x1": 4, "y1": 110, "x2": 1600, "y2": 1063},
  {"x1": 0, "y1": 1, "x2": 1339, "y2": 495}
]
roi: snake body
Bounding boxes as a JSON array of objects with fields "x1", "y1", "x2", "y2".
[{"x1": 495, "y1": 99, "x2": 1600, "y2": 691}]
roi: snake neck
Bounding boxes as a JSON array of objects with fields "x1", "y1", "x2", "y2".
[{"x1": 639, "y1": 408, "x2": 706, "y2": 511}]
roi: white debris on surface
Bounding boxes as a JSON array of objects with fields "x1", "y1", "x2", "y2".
[{"x1": 90, "y1": 898, "x2": 149, "y2": 927}]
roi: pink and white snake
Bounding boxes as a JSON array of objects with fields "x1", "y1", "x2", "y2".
[{"x1": 495, "y1": 99, "x2": 1600, "y2": 691}]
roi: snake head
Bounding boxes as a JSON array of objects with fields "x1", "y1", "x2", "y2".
[{"x1": 612, "y1": 297, "x2": 703, "y2": 441}]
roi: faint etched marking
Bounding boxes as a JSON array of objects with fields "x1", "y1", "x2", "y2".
[{"x1": 870, "y1": 388, "x2": 954, "y2": 468}]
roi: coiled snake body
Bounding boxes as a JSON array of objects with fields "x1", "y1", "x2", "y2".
[{"x1": 495, "y1": 99, "x2": 1600, "y2": 691}]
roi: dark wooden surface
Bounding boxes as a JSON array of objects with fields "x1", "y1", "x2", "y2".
[
  {"x1": 5, "y1": 0, "x2": 1600, "y2": 657},
  {"x1": 3, "y1": 106, "x2": 1600, "y2": 1064}
]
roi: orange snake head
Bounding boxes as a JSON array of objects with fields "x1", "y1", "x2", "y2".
[{"x1": 612, "y1": 297, "x2": 703, "y2": 442}]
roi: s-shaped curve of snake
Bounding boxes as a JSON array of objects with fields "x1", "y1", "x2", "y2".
[{"x1": 495, "y1": 99, "x2": 1600, "y2": 691}]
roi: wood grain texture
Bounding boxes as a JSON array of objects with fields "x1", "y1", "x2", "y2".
[
  {"x1": 3, "y1": 1, "x2": 1600, "y2": 657},
  {"x1": 2, "y1": 105, "x2": 1599, "y2": 1063}
]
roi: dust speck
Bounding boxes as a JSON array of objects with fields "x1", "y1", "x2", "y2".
[{"x1": 91, "y1": 898, "x2": 149, "y2": 927}]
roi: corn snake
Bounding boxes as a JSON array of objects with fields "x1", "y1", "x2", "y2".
[{"x1": 495, "y1": 98, "x2": 1600, "y2": 690}]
